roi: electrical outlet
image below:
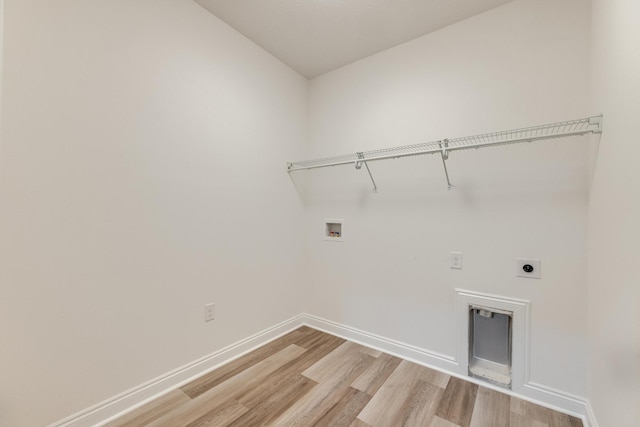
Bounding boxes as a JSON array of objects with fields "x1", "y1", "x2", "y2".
[
  {"x1": 204, "y1": 303, "x2": 215, "y2": 322},
  {"x1": 516, "y1": 258, "x2": 541, "y2": 279},
  {"x1": 450, "y1": 252, "x2": 463, "y2": 269}
]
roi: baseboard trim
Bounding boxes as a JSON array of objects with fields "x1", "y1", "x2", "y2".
[
  {"x1": 521, "y1": 382, "x2": 589, "y2": 421},
  {"x1": 584, "y1": 399, "x2": 600, "y2": 427},
  {"x1": 300, "y1": 313, "x2": 591, "y2": 424},
  {"x1": 51, "y1": 313, "x2": 595, "y2": 426},
  {"x1": 300, "y1": 313, "x2": 458, "y2": 371},
  {"x1": 50, "y1": 314, "x2": 306, "y2": 427}
]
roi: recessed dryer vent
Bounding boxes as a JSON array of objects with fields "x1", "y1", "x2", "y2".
[
  {"x1": 455, "y1": 289, "x2": 529, "y2": 391},
  {"x1": 469, "y1": 305, "x2": 513, "y2": 389}
]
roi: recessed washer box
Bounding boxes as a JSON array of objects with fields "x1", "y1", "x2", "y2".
[{"x1": 324, "y1": 219, "x2": 344, "y2": 242}]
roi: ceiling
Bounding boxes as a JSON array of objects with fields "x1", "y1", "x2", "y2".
[{"x1": 195, "y1": 0, "x2": 513, "y2": 79}]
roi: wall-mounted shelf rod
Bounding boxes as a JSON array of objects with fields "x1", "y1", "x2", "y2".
[{"x1": 287, "y1": 115, "x2": 603, "y2": 190}]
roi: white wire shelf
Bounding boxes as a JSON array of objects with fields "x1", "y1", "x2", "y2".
[{"x1": 287, "y1": 115, "x2": 603, "y2": 191}]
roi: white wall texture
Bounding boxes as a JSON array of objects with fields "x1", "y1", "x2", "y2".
[
  {"x1": 304, "y1": 0, "x2": 591, "y2": 398},
  {"x1": 589, "y1": 0, "x2": 640, "y2": 426},
  {"x1": 2, "y1": 0, "x2": 638, "y2": 425},
  {"x1": 0, "y1": 1, "x2": 307, "y2": 425}
]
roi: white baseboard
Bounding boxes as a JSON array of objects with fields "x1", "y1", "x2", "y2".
[
  {"x1": 584, "y1": 400, "x2": 600, "y2": 427},
  {"x1": 49, "y1": 314, "x2": 306, "y2": 427},
  {"x1": 520, "y1": 382, "x2": 588, "y2": 419},
  {"x1": 51, "y1": 312, "x2": 595, "y2": 427},
  {"x1": 301, "y1": 314, "x2": 592, "y2": 425},
  {"x1": 300, "y1": 313, "x2": 458, "y2": 372}
]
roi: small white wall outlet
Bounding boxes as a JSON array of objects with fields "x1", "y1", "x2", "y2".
[
  {"x1": 204, "y1": 303, "x2": 215, "y2": 322},
  {"x1": 450, "y1": 252, "x2": 463, "y2": 269},
  {"x1": 516, "y1": 259, "x2": 541, "y2": 279}
]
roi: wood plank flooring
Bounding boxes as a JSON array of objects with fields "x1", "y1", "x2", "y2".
[{"x1": 106, "y1": 327, "x2": 583, "y2": 427}]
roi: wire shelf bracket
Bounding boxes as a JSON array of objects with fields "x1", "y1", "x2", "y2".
[
  {"x1": 355, "y1": 152, "x2": 378, "y2": 193},
  {"x1": 286, "y1": 115, "x2": 603, "y2": 191}
]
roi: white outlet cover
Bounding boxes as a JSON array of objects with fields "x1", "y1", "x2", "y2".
[
  {"x1": 450, "y1": 252, "x2": 463, "y2": 270},
  {"x1": 205, "y1": 303, "x2": 215, "y2": 322},
  {"x1": 516, "y1": 258, "x2": 541, "y2": 279}
]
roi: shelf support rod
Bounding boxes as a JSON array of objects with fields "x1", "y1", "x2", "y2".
[
  {"x1": 355, "y1": 152, "x2": 378, "y2": 193},
  {"x1": 439, "y1": 140, "x2": 452, "y2": 190}
]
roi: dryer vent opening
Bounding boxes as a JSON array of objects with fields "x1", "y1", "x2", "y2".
[{"x1": 468, "y1": 305, "x2": 513, "y2": 389}]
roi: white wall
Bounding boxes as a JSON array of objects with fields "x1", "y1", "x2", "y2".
[
  {"x1": 0, "y1": 1, "x2": 307, "y2": 425},
  {"x1": 5, "y1": 0, "x2": 635, "y2": 424},
  {"x1": 589, "y1": 0, "x2": 640, "y2": 426},
  {"x1": 304, "y1": 0, "x2": 591, "y2": 398}
]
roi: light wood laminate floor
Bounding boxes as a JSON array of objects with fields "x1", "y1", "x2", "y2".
[{"x1": 106, "y1": 327, "x2": 583, "y2": 427}]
